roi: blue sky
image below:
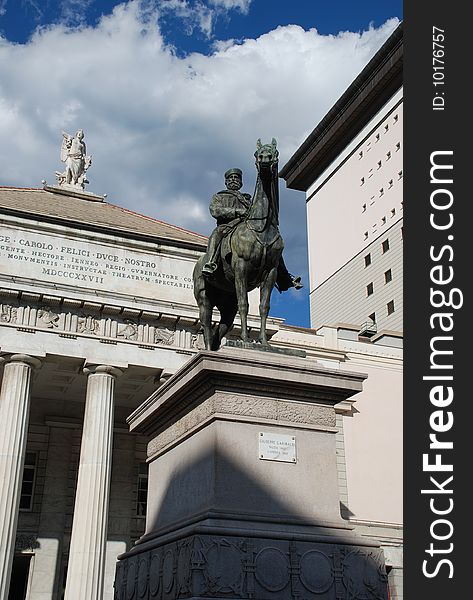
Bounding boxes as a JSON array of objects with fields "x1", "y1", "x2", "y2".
[
  {"x1": 0, "y1": 1, "x2": 402, "y2": 328},
  {"x1": 1, "y1": 1, "x2": 403, "y2": 50}
]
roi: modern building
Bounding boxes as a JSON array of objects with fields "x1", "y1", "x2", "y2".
[
  {"x1": 281, "y1": 23, "x2": 403, "y2": 340},
  {"x1": 280, "y1": 23, "x2": 404, "y2": 600}
]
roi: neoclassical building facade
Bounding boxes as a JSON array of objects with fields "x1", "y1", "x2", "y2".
[{"x1": 0, "y1": 184, "x2": 210, "y2": 599}]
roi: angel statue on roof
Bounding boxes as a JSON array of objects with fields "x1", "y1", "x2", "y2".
[{"x1": 55, "y1": 129, "x2": 92, "y2": 190}]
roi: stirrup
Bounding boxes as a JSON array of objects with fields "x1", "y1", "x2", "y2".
[{"x1": 202, "y1": 262, "x2": 217, "y2": 276}]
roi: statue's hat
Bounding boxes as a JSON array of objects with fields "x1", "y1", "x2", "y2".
[{"x1": 224, "y1": 168, "x2": 242, "y2": 179}]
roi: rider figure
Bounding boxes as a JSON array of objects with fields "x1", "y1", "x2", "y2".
[
  {"x1": 202, "y1": 168, "x2": 251, "y2": 276},
  {"x1": 203, "y1": 168, "x2": 302, "y2": 292}
]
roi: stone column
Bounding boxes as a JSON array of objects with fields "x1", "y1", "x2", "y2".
[
  {"x1": 0, "y1": 354, "x2": 41, "y2": 600},
  {"x1": 64, "y1": 365, "x2": 123, "y2": 600}
]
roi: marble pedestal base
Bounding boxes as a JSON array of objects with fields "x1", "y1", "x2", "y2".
[
  {"x1": 114, "y1": 349, "x2": 388, "y2": 600},
  {"x1": 115, "y1": 532, "x2": 387, "y2": 600}
]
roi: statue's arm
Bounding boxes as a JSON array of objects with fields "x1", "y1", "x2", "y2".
[{"x1": 60, "y1": 132, "x2": 71, "y2": 162}]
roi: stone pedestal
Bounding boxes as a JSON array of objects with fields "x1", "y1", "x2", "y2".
[{"x1": 114, "y1": 349, "x2": 388, "y2": 600}]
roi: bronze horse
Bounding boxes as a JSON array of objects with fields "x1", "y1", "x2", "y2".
[{"x1": 193, "y1": 139, "x2": 285, "y2": 350}]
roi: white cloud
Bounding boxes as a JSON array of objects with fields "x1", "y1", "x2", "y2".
[
  {"x1": 209, "y1": 0, "x2": 252, "y2": 14},
  {"x1": 156, "y1": 0, "x2": 214, "y2": 38},
  {"x1": 211, "y1": 37, "x2": 237, "y2": 52},
  {"x1": 59, "y1": 0, "x2": 95, "y2": 27},
  {"x1": 0, "y1": 2, "x2": 399, "y2": 309}
]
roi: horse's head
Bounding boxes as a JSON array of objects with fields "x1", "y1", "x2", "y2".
[{"x1": 254, "y1": 138, "x2": 279, "y2": 174}]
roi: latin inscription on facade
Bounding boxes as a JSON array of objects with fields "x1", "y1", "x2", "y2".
[
  {"x1": 258, "y1": 432, "x2": 297, "y2": 463},
  {"x1": 0, "y1": 226, "x2": 195, "y2": 304}
]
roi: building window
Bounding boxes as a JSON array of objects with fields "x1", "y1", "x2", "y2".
[
  {"x1": 398, "y1": 170, "x2": 403, "y2": 179},
  {"x1": 393, "y1": 114, "x2": 399, "y2": 123},
  {"x1": 359, "y1": 150, "x2": 363, "y2": 159},
  {"x1": 386, "y1": 151, "x2": 391, "y2": 160},
  {"x1": 387, "y1": 300, "x2": 395, "y2": 315},
  {"x1": 362, "y1": 203, "x2": 367, "y2": 213},
  {"x1": 388, "y1": 179, "x2": 393, "y2": 189},
  {"x1": 384, "y1": 123, "x2": 389, "y2": 132},
  {"x1": 366, "y1": 282, "x2": 374, "y2": 296},
  {"x1": 375, "y1": 133, "x2": 380, "y2": 142},
  {"x1": 370, "y1": 195, "x2": 375, "y2": 205},
  {"x1": 368, "y1": 312, "x2": 376, "y2": 323},
  {"x1": 19, "y1": 452, "x2": 37, "y2": 511},
  {"x1": 368, "y1": 168, "x2": 373, "y2": 178},
  {"x1": 391, "y1": 208, "x2": 396, "y2": 217},
  {"x1": 396, "y1": 142, "x2": 401, "y2": 151},
  {"x1": 360, "y1": 177, "x2": 365, "y2": 186},
  {"x1": 379, "y1": 187, "x2": 384, "y2": 197},
  {"x1": 385, "y1": 269, "x2": 393, "y2": 284},
  {"x1": 136, "y1": 463, "x2": 148, "y2": 517},
  {"x1": 382, "y1": 239, "x2": 390, "y2": 253},
  {"x1": 364, "y1": 253, "x2": 371, "y2": 267},
  {"x1": 381, "y1": 216, "x2": 386, "y2": 225},
  {"x1": 364, "y1": 231, "x2": 368, "y2": 240},
  {"x1": 377, "y1": 160, "x2": 382, "y2": 169}
]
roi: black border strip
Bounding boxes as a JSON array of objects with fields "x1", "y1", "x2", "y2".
[{"x1": 404, "y1": 3, "x2": 467, "y2": 597}]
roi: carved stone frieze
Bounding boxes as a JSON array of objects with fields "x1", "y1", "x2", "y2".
[
  {"x1": 37, "y1": 306, "x2": 60, "y2": 328},
  {"x1": 154, "y1": 327, "x2": 175, "y2": 346},
  {"x1": 147, "y1": 392, "x2": 335, "y2": 458},
  {"x1": 0, "y1": 293, "x2": 199, "y2": 350},
  {"x1": 117, "y1": 319, "x2": 138, "y2": 341},
  {"x1": 191, "y1": 332, "x2": 206, "y2": 350},
  {"x1": 78, "y1": 314, "x2": 100, "y2": 335},
  {"x1": 0, "y1": 303, "x2": 17, "y2": 324},
  {"x1": 114, "y1": 534, "x2": 388, "y2": 600}
]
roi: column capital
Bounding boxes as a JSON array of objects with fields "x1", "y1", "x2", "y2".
[
  {"x1": 0, "y1": 354, "x2": 42, "y2": 370},
  {"x1": 83, "y1": 364, "x2": 124, "y2": 378}
]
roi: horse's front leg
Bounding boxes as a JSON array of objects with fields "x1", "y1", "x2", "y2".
[
  {"x1": 234, "y1": 259, "x2": 250, "y2": 342},
  {"x1": 259, "y1": 267, "x2": 278, "y2": 345}
]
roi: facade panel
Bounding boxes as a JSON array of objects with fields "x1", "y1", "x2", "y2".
[{"x1": 311, "y1": 219, "x2": 403, "y2": 332}]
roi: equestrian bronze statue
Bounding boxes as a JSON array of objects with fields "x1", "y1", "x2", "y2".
[{"x1": 193, "y1": 138, "x2": 302, "y2": 350}]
